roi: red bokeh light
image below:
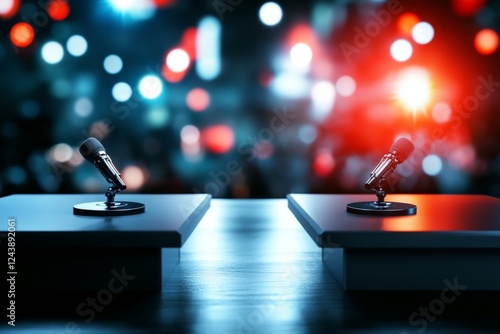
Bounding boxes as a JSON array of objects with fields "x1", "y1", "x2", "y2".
[
  {"x1": 397, "y1": 13, "x2": 419, "y2": 36},
  {"x1": 161, "y1": 64, "x2": 187, "y2": 83},
  {"x1": 153, "y1": 0, "x2": 176, "y2": 8},
  {"x1": 0, "y1": 0, "x2": 21, "y2": 20},
  {"x1": 47, "y1": 0, "x2": 71, "y2": 21},
  {"x1": 201, "y1": 125, "x2": 235, "y2": 154},
  {"x1": 474, "y1": 29, "x2": 499, "y2": 55},
  {"x1": 451, "y1": 0, "x2": 485, "y2": 16},
  {"x1": 186, "y1": 88, "x2": 210, "y2": 112},
  {"x1": 10, "y1": 22, "x2": 35, "y2": 48},
  {"x1": 181, "y1": 27, "x2": 197, "y2": 60},
  {"x1": 313, "y1": 152, "x2": 335, "y2": 177}
]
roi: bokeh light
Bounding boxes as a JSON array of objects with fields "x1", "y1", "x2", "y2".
[
  {"x1": 311, "y1": 81, "x2": 336, "y2": 121},
  {"x1": 74, "y1": 97, "x2": 94, "y2": 117},
  {"x1": 66, "y1": 35, "x2": 88, "y2": 57},
  {"x1": 412, "y1": 22, "x2": 435, "y2": 45},
  {"x1": 103, "y1": 54, "x2": 123, "y2": 74},
  {"x1": 166, "y1": 48, "x2": 190, "y2": 73},
  {"x1": 390, "y1": 39, "x2": 413, "y2": 62},
  {"x1": 121, "y1": 166, "x2": 145, "y2": 190},
  {"x1": 47, "y1": 0, "x2": 71, "y2": 21},
  {"x1": 335, "y1": 75, "x2": 356, "y2": 97},
  {"x1": 49, "y1": 143, "x2": 73, "y2": 163},
  {"x1": 0, "y1": 0, "x2": 20, "y2": 19},
  {"x1": 112, "y1": 82, "x2": 132, "y2": 102},
  {"x1": 145, "y1": 108, "x2": 169, "y2": 128},
  {"x1": 314, "y1": 152, "x2": 335, "y2": 177},
  {"x1": 422, "y1": 154, "x2": 443, "y2": 176},
  {"x1": 41, "y1": 41, "x2": 64, "y2": 64},
  {"x1": 138, "y1": 75, "x2": 163, "y2": 99},
  {"x1": 451, "y1": 0, "x2": 485, "y2": 16},
  {"x1": 259, "y1": 2, "x2": 283, "y2": 27},
  {"x1": 201, "y1": 125, "x2": 235, "y2": 154},
  {"x1": 474, "y1": 29, "x2": 499, "y2": 55},
  {"x1": 397, "y1": 12, "x2": 419, "y2": 35},
  {"x1": 290, "y1": 43, "x2": 313, "y2": 67},
  {"x1": 10, "y1": 22, "x2": 35, "y2": 48},
  {"x1": 186, "y1": 88, "x2": 210, "y2": 112},
  {"x1": 298, "y1": 124, "x2": 317, "y2": 144},
  {"x1": 196, "y1": 16, "x2": 221, "y2": 81},
  {"x1": 432, "y1": 102, "x2": 452, "y2": 123},
  {"x1": 395, "y1": 67, "x2": 432, "y2": 111}
]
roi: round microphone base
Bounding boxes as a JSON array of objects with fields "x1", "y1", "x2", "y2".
[
  {"x1": 346, "y1": 201, "x2": 416, "y2": 216},
  {"x1": 73, "y1": 201, "x2": 145, "y2": 216}
]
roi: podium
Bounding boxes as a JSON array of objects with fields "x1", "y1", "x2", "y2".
[
  {"x1": 0, "y1": 194, "x2": 210, "y2": 292},
  {"x1": 288, "y1": 194, "x2": 500, "y2": 290}
]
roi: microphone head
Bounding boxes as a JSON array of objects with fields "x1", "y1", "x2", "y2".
[
  {"x1": 79, "y1": 137, "x2": 105, "y2": 162},
  {"x1": 390, "y1": 138, "x2": 414, "y2": 163}
]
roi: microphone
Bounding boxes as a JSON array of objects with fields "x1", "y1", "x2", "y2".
[
  {"x1": 74, "y1": 137, "x2": 144, "y2": 216},
  {"x1": 79, "y1": 137, "x2": 126, "y2": 191},
  {"x1": 364, "y1": 138, "x2": 414, "y2": 190},
  {"x1": 346, "y1": 138, "x2": 417, "y2": 216}
]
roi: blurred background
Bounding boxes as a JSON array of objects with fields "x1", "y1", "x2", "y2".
[{"x1": 0, "y1": 0, "x2": 499, "y2": 198}]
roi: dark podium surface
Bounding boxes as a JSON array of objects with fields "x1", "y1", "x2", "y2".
[
  {"x1": 288, "y1": 194, "x2": 500, "y2": 290},
  {"x1": 3, "y1": 199, "x2": 500, "y2": 333},
  {"x1": 0, "y1": 194, "x2": 211, "y2": 292}
]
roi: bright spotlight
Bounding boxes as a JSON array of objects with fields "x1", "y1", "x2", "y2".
[
  {"x1": 395, "y1": 67, "x2": 432, "y2": 112},
  {"x1": 166, "y1": 48, "x2": 190, "y2": 73},
  {"x1": 259, "y1": 2, "x2": 283, "y2": 26},
  {"x1": 290, "y1": 43, "x2": 313, "y2": 67},
  {"x1": 138, "y1": 75, "x2": 163, "y2": 99}
]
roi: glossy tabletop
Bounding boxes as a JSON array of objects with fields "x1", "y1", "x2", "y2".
[
  {"x1": 288, "y1": 194, "x2": 500, "y2": 248},
  {"x1": 5, "y1": 199, "x2": 500, "y2": 333}
]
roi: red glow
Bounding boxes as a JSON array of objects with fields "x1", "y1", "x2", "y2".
[
  {"x1": 47, "y1": 0, "x2": 70, "y2": 21},
  {"x1": 0, "y1": 0, "x2": 21, "y2": 20},
  {"x1": 397, "y1": 13, "x2": 419, "y2": 36},
  {"x1": 313, "y1": 152, "x2": 335, "y2": 177},
  {"x1": 181, "y1": 27, "x2": 197, "y2": 60},
  {"x1": 474, "y1": 29, "x2": 499, "y2": 55},
  {"x1": 201, "y1": 125, "x2": 235, "y2": 154},
  {"x1": 186, "y1": 88, "x2": 210, "y2": 112},
  {"x1": 451, "y1": 0, "x2": 485, "y2": 16},
  {"x1": 10, "y1": 22, "x2": 35, "y2": 48},
  {"x1": 153, "y1": 0, "x2": 176, "y2": 8},
  {"x1": 162, "y1": 64, "x2": 187, "y2": 83}
]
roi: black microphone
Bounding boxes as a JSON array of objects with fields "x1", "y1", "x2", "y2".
[
  {"x1": 364, "y1": 138, "x2": 414, "y2": 190},
  {"x1": 79, "y1": 137, "x2": 126, "y2": 191}
]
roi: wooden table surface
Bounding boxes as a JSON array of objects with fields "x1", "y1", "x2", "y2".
[{"x1": 7, "y1": 199, "x2": 500, "y2": 333}]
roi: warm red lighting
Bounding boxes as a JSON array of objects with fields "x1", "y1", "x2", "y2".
[
  {"x1": 153, "y1": 0, "x2": 176, "y2": 8},
  {"x1": 0, "y1": 0, "x2": 21, "y2": 20},
  {"x1": 395, "y1": 67, "x2": 432, "y2": 112},
  {"x1": 313, "y1": 152, "x2": 335, "y2": 177},
  {"x1": 186, "y1": 88, "x2": 210, "y2": 112},
  {"x1": 10, "y1": 22, "x2": 35, "y2": 48},
  {"x1": 47, "y1": 0, "x2": 70, "y2": 21},
  {"x1": 451, "y1": 0, "x2": 485, "y2": 16},
  {"x1": 474, "y1": 29, "x2": 499, "y2": 55},
  {"x1": 397, "y1": 13, "x2": 419, "y2": 36},
  {"x1": 162, "y1": 64, "x2": 187, "y2": 83},
  {"x1": 181, "y1": 27, "x2": 197, "y2": 60},
  {"x1": 201, "y1": 125, "x2": 235, "y2": 154}
]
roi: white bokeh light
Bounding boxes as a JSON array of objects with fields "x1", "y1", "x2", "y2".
[
  {"x1": 422, "y1": 154, "x2": 443, "y2": 176},
  {"x1": 166, "y1": 48, "x2": 190, "y2": 73},
  {"x1": 0, "y1": 0, "x2": 14, "y2": 14},
  {"x1": 311, "y1": 80, "x2": 336, "y2": 121},
  {"x1": 74, "y1": 97, "x2": 94, "y2": 117},
  {"x1": 336, "y1": 75, "x2": 356, "y2": 97},
  {"x1": 390, "y1": 39, "x2": 413, "y2": 62},
  {"x1": 66, "y1": 35, "x2": 88, "y2": 57},
  {"x1": 112, "y1": 82, "x2": 132, "y2": 102},
  {"x1": 138, "y1": 75, "x2": 163, "y2": 99},
  {"x1": 290, "y1": 43, "x2": 313, "y2": 67},
  {"x1": 41, "y1": 41, "x2": 64, "y2": 64},
  {"x1": 412, "y1": 22, "x2": 435, "y2": 45},
  {"x1": 259, "y1": 2, "x2": 283, "y2": 26},
  {"x1": 103, "y1": 54, "x2": 123, "y2": 74}
]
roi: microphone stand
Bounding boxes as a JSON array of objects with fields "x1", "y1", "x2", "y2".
[
  {"x1": 105, "y1": 186, "x2": 120, "y2": 208},
  {"x1": 74, "y1": 185, "x2": 145, "y2": 216}
]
